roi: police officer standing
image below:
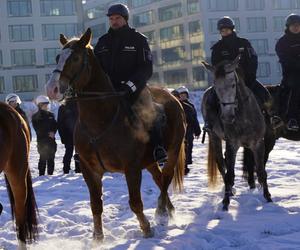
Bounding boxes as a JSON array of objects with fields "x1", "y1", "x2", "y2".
[
  {"x1": 276, "y1": 14, "x2": 300, "y2": 131},
  {"x1": 32, "y1": 95, "x2": 57, "y2": 176},
  {"x1": 94, "y1": 4, "x2": 167, "y2": 164},
  {"x1": 204, "y1": 16, "x2": 276, "y2": 131}
]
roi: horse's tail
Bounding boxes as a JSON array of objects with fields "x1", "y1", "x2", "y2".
[
  {"x1": 207, "y1": 137, "x2": 220, "y2": 187},
  {"x1": 173, "y1": 141, "x2": 185, "y2": 192},
  {"x1": 5, "y1": 170, "x2": 39, "y2": 243}
]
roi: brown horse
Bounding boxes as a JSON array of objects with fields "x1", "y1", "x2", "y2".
[
  {"x1": 46, "y1": 28, "x2": 186, "y2": 240},
  {"x1": 0, "y1": 102, "x2": 38, "y2": 246}
]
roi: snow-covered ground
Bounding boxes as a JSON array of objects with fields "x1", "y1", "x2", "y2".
[{"x1": 1, "y1": 135, "x2": 300, "y2": 250}]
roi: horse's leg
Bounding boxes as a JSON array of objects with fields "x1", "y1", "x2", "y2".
[
  {"x1": 0, "y1": 202, "x2": 3, "y2": 215},
  {"x1": 223, "y1": 142, "x2": 238, "y2": 211},
  {"x1": 243, "y1": 148, "x2": 256, "y2": 189},
  {"x1": 147, "y1": 164, "x2": 174, "y2": 217},
  {"x1": 252, "y1": 141, "x2": 272, "y2": 202},
  {"x1": 80, "y1": 161, "x2": 104, "y2": 241},
  {"x1": 125, "y1": 167, "x2": 153, "y2": 238}
]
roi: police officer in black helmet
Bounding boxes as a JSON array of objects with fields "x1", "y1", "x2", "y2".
[
  {"x1": 94, "y1": 4, "x2": 168, "y2": 164},
  {"x1": 276, "y1": 14, "x2": 300, "y2": 131},
  {"x1": 203, "y1": 16, "x2": 279, "y2": 132}
]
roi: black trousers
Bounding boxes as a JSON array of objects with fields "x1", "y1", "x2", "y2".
[
  {"x1": 37, "y1": 140, "x2": 57, "y2": 176},
  {"x1": 63, "y1": 143, "x2": 81, "y2": 173}
]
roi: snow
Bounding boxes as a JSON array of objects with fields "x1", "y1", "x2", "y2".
[{"x1": 1, "y1": 92, "x2": 300, "y2": 250}]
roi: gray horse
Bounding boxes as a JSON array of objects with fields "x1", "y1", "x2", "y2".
[{"x1": 201, "y1": 56, "x2": 272, "y2": 211}]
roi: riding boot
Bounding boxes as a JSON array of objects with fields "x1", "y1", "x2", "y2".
[
  {"x1": 47, "y1": 158, "x2": 55, "y2": 175},
  {"x1": 150, "y1": 105, "x2": 168, "y2": 165},
  {"x1": 63, "y1": 163, "x2": 70, "y2": 174},
  {"x1": 250, "y1": 81, "x2": 283, "y2": 129},
  {"x1": 74, "y1": 153, "x2": 81, "y2": 173}
]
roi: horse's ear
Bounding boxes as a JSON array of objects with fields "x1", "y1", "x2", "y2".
[
  {"x1": 60, "y1": 34, "x2": 68, "y2": 46},
  {"x1": 225, "y1": 55, "x2": 240, "y2": 73},
  {"x1": 79, "y1": 28, "x2": 92, "y2": 48},
  {"x1": 201, "y1": 61, "x2": 214, "y2": 73}
]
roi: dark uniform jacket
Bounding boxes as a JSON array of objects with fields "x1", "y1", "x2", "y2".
[
  {"x1": 182, "y1": 100, "x2": 201, "y2": 139},
  {"x1": 57, "y1": 101, "x2": 78, "y2": 145},
  {"x1": 276, "y1": 30, "x2": 300, "y2": 84},
  {"x1": 32, "y1": 109, "x2": 57, "y2": 144},
  {"x1": 211, "y1": 32, "x2": 258, "y2": 88},
  {"x1": 94, "y1": 25, "x2": 153, "y2": 94}
]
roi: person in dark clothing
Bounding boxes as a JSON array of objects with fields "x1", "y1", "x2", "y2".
[
  {"x1": 275, "y1": 13, "x2": 300, "y2": 131},
  {"x1": 172, "y1": 88, "x2": 201, "y2": 175},
  {"x1": 57, "y1": 100, "x2": 81, "y2": 174},
  {"x1": 32, "y1": 95, "x2": 57, "y2": 176},
  {"x1": 203, "y1": 16, "x2": 279, "y2": 132},
  {"x1": 5, "y1": 93, "x2": 32, "y2": 140},
  {"x1": 94, "y1": 3, "x2": 167, "y2": 164}
]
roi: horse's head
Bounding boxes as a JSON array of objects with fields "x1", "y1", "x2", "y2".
[
  {"x1": 202, "y1": 55, "x2": 240, "y2": 124},
  {"x1": 46, "y1": 28, "x2": 93, "y2": 100}
]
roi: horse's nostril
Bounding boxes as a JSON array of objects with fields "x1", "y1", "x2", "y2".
[{"x1": 54, "y1": 86, "x2": 58, "y2": 94}]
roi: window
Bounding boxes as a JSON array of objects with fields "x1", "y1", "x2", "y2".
[
  {"x1": 85, "y1": 6, "x2": 106, "y2": 20},
  {"x1": 151, "y1": 51, "x2": 158, "y2": 66},
  {"x1": 0, "y1": 50, "x2": 2, "y2": 66},
  {"x1": 160, "y1": 24, "x2": 184, "y2": 41},
  {"x1": 44, "y1": 48, "x2": 60, "y2": 65},
  {"x1": 188, "y1": 0, "x2": 200, "y2": 14},
  {"x1": 257, "y1": 62, "x2": 271, "y2": 77},
  {"x1": 90, "y1": 24, "x2": 106, "y2": 38},
  {"x1": 193, "y1": 67, "x2": 205, "y2": 81},
  {"x1": 191, "y1": 43, "x2": 203, "y2": 58},
  {"x1": 273, "y1": 16, "x2": 286, "y2": 32},
  {"x1": 209, "y1": 18, "x2": 240, "y2": 34},
  {"x1": 164, "y1": 69, "x2": 187, "y2": 85},
  {"x1": 208, "y1": 0, "x2": 238, "y2": 11},
  {"x1": 249, "y1": 39, "x2": 268, "y2": 55},
  {"x1": 7, "y1": 0, "x2": 32, "y2": 17},
  {"x1": 40, "y1": 0, "x2": 76, "y2": 16},
  {"x1": 143, "y1": 30, "x2": 155, "y2": 44},
  {"x1": 161, "y1": 46, "x2": 186, "y2": 63},
  {"x1": 13, "y1": 75, "x2": 38, "y2": 92},
  {"x1": 149, "y1": 72, "x2": 159, "y2": 83},
  {"x1": 189, "y1": 20, "x2": 202, "y2": 36},
  {"x1": 246, "y1": 0, "x2": 265, "y2": 10},
  {"x1": 11, "y1": 49, "x2": 36, "y2": 66},
  {"x1": 0, "y1": 77, "x2": 5, "y2": 93},
  {"x1": 247, "y1": 17, "x2": 267, "y2": 32},
  {"x1": 132, "y1": 0, "x2": 153, "y2": 8},
  {"x1": 42, "y1": 24, "x2": 78, "y2": 40},
  {"x1": 158, "y1": 4, "x2": 182, "y2": 22},
  {"x1": 9, "y1": 25, "x2": 34, "y2": 42},
  {"x1": 273, "y1": 0, "x2": 300, "y2": 9},
  {"x1": 133, "y1": 11, "x2": 154, "y2": 27}
]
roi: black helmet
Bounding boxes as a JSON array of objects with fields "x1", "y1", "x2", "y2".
[
  {"x1": 107, "y1": 4, "x2": 129, "y2": 21},
  {"x1": 217, "y1": 16, "x2": 235, "y2": 30},
  {"x1": 286, "y1": 13, "x2": 300, "y2": 27}
]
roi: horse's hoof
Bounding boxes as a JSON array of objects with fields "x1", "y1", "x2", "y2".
[
  {"x1": 222, "y1": 205, "x2": 229, "y2": 211},
  {"x1": 249, "y1": 183, "x2": 256, "y2": 189},
  {"x1": 93, "y1": 232, "x2": 104, "y2": 242},
  {"x1": 265, "y1": 196, "x2": 273, "y2": 203},
  {"x1": 143, "y1": 227, "x2": 154, "y2": 238}
]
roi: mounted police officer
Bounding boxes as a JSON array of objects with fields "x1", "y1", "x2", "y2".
[
  {"x1": 275, "y1": 14, "x2": 300, "y2": 131},
  {"x1": 94, "y1": 3, "x2": 167, "y2": 164},
  {"x1": 204, "y1": 16, "x2": 278, "y2": 132}
]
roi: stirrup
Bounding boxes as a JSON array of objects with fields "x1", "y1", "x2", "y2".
[{"x1": 287, "y1": 119, "x2": 299, "y2": 131}]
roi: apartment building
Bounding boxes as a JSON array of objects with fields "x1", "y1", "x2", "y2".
[{"x1": 0, "y1": 0, "x2": 83, "y2": 101}]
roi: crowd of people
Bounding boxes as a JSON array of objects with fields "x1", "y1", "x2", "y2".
[{"x1": 3, "y1": 4, "x2": 300, "y2": 176}]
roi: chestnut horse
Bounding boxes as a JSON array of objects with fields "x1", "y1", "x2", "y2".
[
  {"x1": 0, "y1": 102, "x2": 38, "y2": 246},
  {"x1": 46, "y1": 28, "x2": 186, "y2": 240}
]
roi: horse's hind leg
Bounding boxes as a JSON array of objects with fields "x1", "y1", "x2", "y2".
[
  {"x1": 243, "y1": 148, "x2": 256, "y2": 189},
  {"x1": 125, "y1": 167, "x2": 153, "y2": 238},
  {"x1": 80, "y1": 161, "x2": 104, "y2": 241},
  {"x1": 222, "y1": 142, "x2": 238, "y2": 211},
  {"x1": 253, "y1": 141, "x2": 272, "y2": 202},
  {"x1": 147, "y1": 164, "x2": 174, "y2": 217}
]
